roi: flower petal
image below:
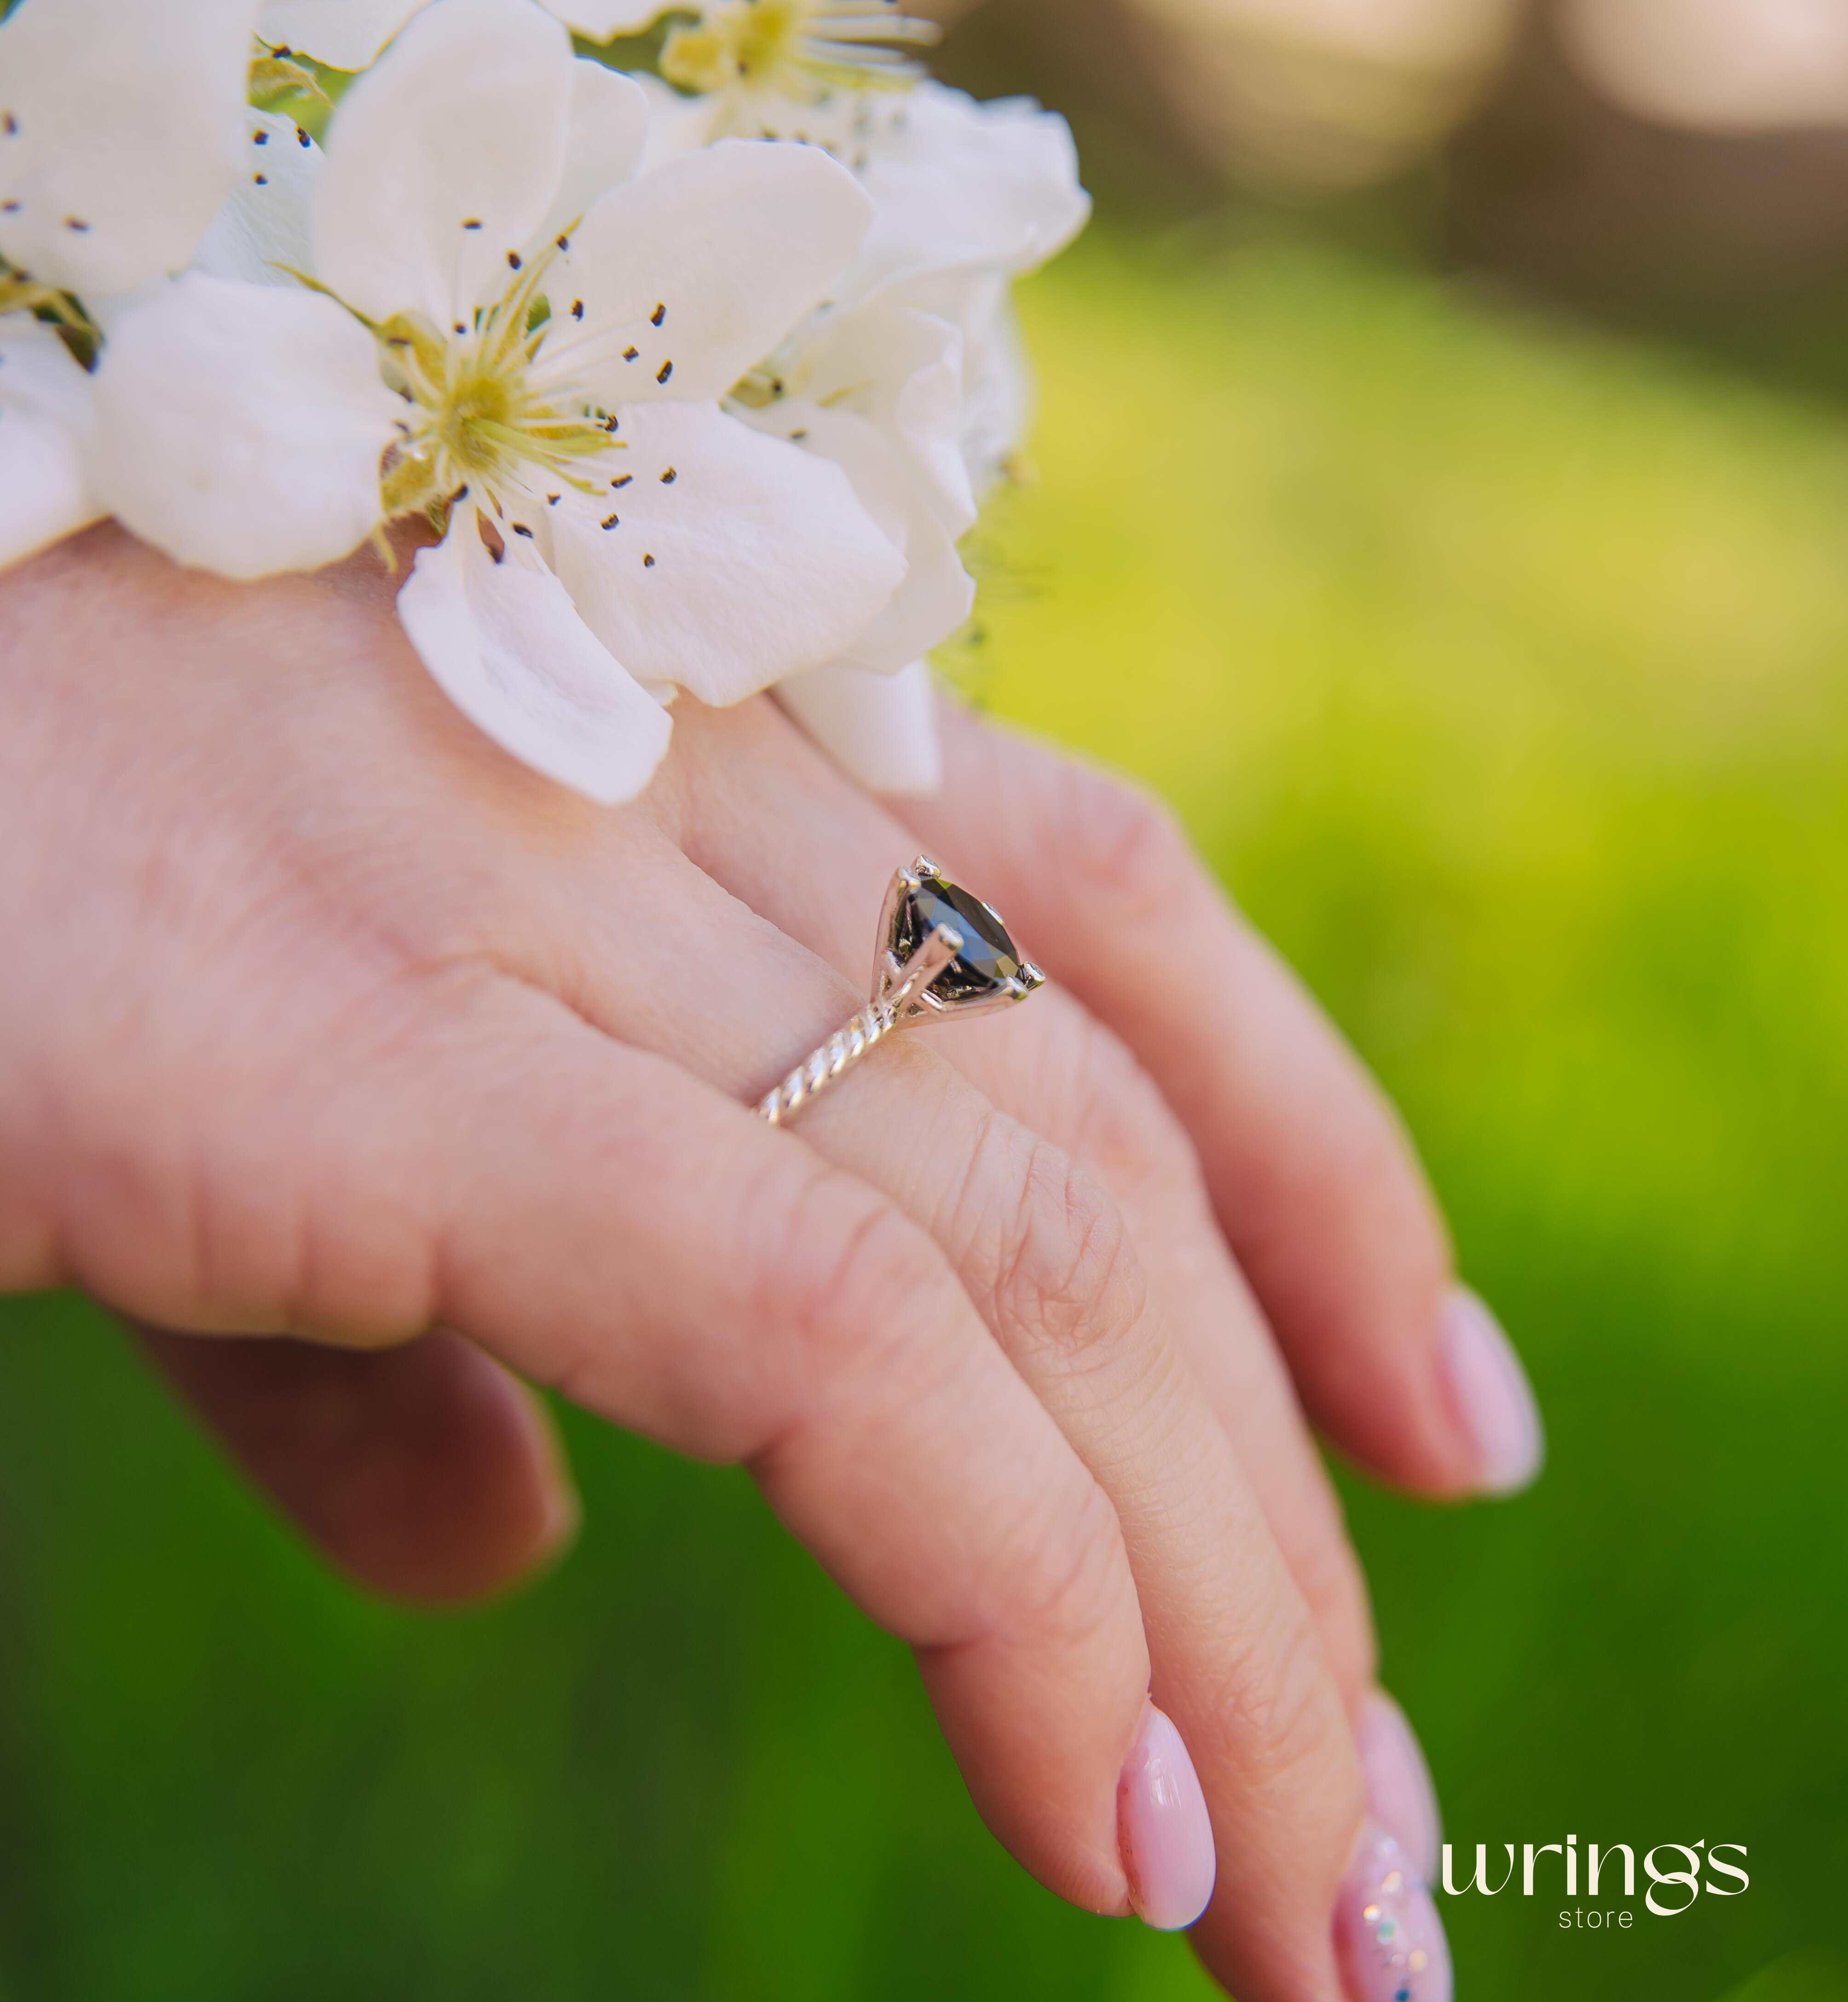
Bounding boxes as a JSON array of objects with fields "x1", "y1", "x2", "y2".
[
  {"x1": 312, "y1": 0, "x2": 573, "y2": 326},
  {"x1": 956, "y1": 275, "x2": 1033, "y2": 500},
  {"x1": 848, "y1": 83, "x2": 1090, "y2": 298},
  {"x1": 255, "y1": 0, "x2": 425, "y2": 69},
  {"x1": 0, "y1": 319, "x2": 101, "y2": 569},
  {"x1": 192, "y1": 110, "x2": 323, "y2": 289},
  {"x1": 534, "y1": 142, "x2": 872, "y2": 407},
  {"x1": 738, "y1": 399, "x2": 971, "y2": 675},
  {"x1": 88, "y1": 273, "x2": 400, "y2": 580},
  {"x1": 398, "y1": 506, "x2": 673, "y2": 802},
  {"x1": 0, "y1": 0, "x2": 260, "y2": 298},
  {"x1": 543, "y1": 62, "x2": 649, "y2": 240},
  {"x1": 548, "y1": 400, "x2": 905, "y2": 707},
  {"x1": 777, "y1": 660, "x2": 943, "y2": 796},
  {"x1": 544, "y1": 0, "x2": 668, "y2": 36},
  {"x1": 797, "y1": 302, "x2": 977, "y2": 536}
]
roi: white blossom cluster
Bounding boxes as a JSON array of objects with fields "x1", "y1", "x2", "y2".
[{"x1": 0, "y1": 0, "x2": 1087, "y2": 798}]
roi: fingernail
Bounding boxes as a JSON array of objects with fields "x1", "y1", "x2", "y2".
[
  {"x1": 1118, "y1": 1701, "x2": 1217, "y2": 1931},
  {"x1": 1335, "y1": 1822, "x2": 1451, "y2": 2002},
  {"x1": 1358, "y1": 1690, "x2": 1441, "y2": 1884},
  {"x1": 1439, "y1": 1285, "x2": 1544, "y2": 1494}
]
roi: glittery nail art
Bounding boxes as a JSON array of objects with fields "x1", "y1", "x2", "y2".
[{"x1": 1334, "y1": 1823, "x2": 1452, "y2": 2002}]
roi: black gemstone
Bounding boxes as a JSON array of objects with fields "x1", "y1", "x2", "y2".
[{"x1": 894, "y1": 871, "x2": 1022, "y2": 1001}]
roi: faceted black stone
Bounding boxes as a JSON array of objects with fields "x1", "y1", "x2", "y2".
[{"x1": 893, "y1": 870, "x2": 1023, "y2": 1001}]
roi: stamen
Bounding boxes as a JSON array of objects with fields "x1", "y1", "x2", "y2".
[{"x1": 660, "y1": 0, "x2": 939, "y2": 103}]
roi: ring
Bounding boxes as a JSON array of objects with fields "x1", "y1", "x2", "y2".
[{"x1": 756, "y1": 856, "x2": 1045, "y2": 1126}]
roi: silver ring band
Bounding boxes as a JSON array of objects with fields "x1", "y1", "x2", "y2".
[{"x1": 756, "y1": 856, "x2": 1044, "y2": 1126}]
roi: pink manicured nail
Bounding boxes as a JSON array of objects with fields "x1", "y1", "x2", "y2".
[
  {"x1": 1358, "y1": 1691, "x2": 1441, "y2": 1884},
  {"x1": 1335, "y1": 1823, "x2": 1452, "y2": 2002},
  {"x1": 1118, "y1": 1701, "x2": 1216, "y2": 1931},
  {"x1": 1440, "y1": 1285, "x2": 1544, "y2": 1494}
]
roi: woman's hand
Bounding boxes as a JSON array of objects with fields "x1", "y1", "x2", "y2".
[{"x1": 0, "y1": 528, "x2": 1538, "y2": 2001}]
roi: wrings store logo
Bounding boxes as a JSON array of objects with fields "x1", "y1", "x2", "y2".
[{"x1": 1442, "y1": 1838, "x2": 1750, "y2": 1929}]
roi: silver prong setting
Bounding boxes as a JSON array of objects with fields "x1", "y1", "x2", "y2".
[{"x1": 762, "y1": 862, "x2": 1041, "y2": 1124}]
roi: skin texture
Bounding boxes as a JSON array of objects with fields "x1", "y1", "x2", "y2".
[{"x1": 0, "y1": 526, "x2": 1496, "y2": 2000}]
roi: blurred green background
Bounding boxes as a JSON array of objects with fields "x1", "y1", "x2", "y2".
[{"x1": 5, "y1": 201, "x2": 1848, "y2": 2002}]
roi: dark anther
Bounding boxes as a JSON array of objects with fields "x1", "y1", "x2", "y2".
[
  {"x1": 650, "y1": 302, "x2": 666, "y2": 326},
  {"x1": 789, "y1": 427, "x2": 808, "y2": 441},
  {"x1": 656, "y1": 359, "x2": 674, "y2": 384},
  {"x1": 623, "y1": 346, "x2": 639, "y2": 361},
  {"x1": 570, "y1": 299, "x2": 583, "y2": 319},
  {"x1": 601, "y1": 514, "x2": 619, "y2": 530},
  {"x1": 461, "y1": 217, "x2": 483, "y2": 230},
  {"x1": 643, "y1": 553, "x2": 656, "y2": 567},
  {"x1": 506, "y1": 250, "x2": 522, "y2": 271},
  {"x1": 546, "y1": 493, "x2": 560, "y2": 504},
  {"x1": 659, "y1": 468, "x2": 676, "y2": 484},
  {"x1": 297, "y1": 127, "x2": 311, "y2": 147},
  {"x1": 63, "y1": 216, "x2": 90, "y2": 232},
  {"x1": 555, "y1": 233, "x2": 569, "y2": 250},
  {"x1": 254, "y1": 129, "x2": 269, "y2": 144},
  {"x1": 253, "y1": 173, "x2": 268, "y2": 185},
  {"x1": 611, "y1": 474, "x2": 632, "y2": 488},
  {"x1": 512, "y1": 523, "x2": 533, "y2": 538}
]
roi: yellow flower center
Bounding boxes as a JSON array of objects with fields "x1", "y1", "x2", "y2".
[
  {"x1": 661, "y1": 0, "x2": 936, "y2": 104},
  {"x1": 375, "y1": 251, "x2": 618, "y2": 523}
]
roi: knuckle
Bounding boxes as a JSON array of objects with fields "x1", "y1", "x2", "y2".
[
  {"x1": 755, "y1": 1163, "x2": 950, "y2": 1422},
  {"x1": 1005, "y1": 1474, "x2": 1138, "y2": 1653},
  {"x1": 1058, "y1": 1012, "x2": 1213, "y2": 1210},
  {"x1": 983, "y1": 1124, "x2": 1148, "y2": 1366},
  {"x1": 1239, "y1": 1605, "x2": 1356, "y2": 1813},
  {"x1": 1045, "y1": 760, "x2": 1196, "y2": 925}
]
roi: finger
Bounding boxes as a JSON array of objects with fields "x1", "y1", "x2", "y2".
[
  {"x1": 636, "y1": 724, "x2": 1371, "y2": 1997},
  {"x1": 669, "y1": 698, "x2": 1378, "y2": 1710},
  {"x1": 905, "y1": 699, "x2": 1543, "y2": 1499},
  {"x1": 355, "y1": 946, "x2": 1159, "y2": 1924},
  {"x1": 132, "y1": 1323, "x2": 579, "y2": 1606}
]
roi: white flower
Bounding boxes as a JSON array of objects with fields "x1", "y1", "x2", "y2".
[
  {"x1": 635, "y1": 69, "x2": 1088, "y2": 791},
  {"x1": 732, "y1": 299, "x2": 975, "y2": 677},
  {"x1": 834, "y1": 82, "x2": 1089, "y2": 498},
  {"x1": 89, "y1": 0, "x2": 906, "y2": 804},
  {"x1": 0, "y1": 0, "x2": 265, "y2": 569},
  {"x1": 256, "y1": 0, "x2": 663, "y2": 73}
]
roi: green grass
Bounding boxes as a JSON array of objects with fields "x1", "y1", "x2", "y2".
[{"x1": 4, "y1": 223, "x2": 1847, "y2": 2001}]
